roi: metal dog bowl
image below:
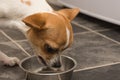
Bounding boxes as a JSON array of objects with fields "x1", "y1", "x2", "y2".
[{"x1": 19, "y1": 55, "x2": 77, "y2": 80}]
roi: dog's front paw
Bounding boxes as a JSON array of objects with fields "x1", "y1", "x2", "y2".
[{"x1": 3, "y1": 57, "x2": 20, "y2": 66}]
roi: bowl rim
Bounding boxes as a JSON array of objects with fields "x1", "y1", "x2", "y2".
[{"x1": 19, "y1": 55, "x2": 77, "y2": 75}]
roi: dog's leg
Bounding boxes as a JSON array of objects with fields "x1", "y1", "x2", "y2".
[
  {"x1": 0, "y1": 19, "x2": 29, "y2": 33},
  {"x1": 12, "y1": 20, "x2": 30, "y2": 33},
  {"x1": 0, "y1": 51, "x2": 20, "y2": 66}
]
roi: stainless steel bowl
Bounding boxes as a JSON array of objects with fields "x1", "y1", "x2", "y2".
[{"x1": 19, "y1": 55, "x2": 77, "y2": 80}]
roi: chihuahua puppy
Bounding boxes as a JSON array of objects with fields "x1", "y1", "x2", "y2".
[{"x1": 0, "y1": 0, "x2": 79, "y2": 68}]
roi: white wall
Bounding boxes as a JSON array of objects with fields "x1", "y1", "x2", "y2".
[{"x1": 59, "y1": 0, "x2": 120, "y2": 25}]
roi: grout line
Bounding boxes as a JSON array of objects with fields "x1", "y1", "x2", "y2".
[
  {"x1": 57, "y1": 75, "x2": 62, "y2": 80},
  {"x1": 74, "y1": 29, "x2": 110, "y2": 35},
  {"x1": 92, "y1": 29, "x2": 111, "y2": 32},
  {"x1": 0, "y1": 30, "x2": 31, "y2": 57},
  {"x1": 72, "y1": 21, "x2": 120, "y2": 45},
  {"x1": 74, "y1": 61, "x2": 120, "y2": 72},
  {"x1": 0, "y1": 39, "x2": 28, "y2": 44},
  {"x1": 12, "y1": 39, "x2": 28, "y2": 42}
]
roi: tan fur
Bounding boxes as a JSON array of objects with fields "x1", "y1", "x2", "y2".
[
  {"x1": 21, "y1": 0, "x2": 31, "y2": 6},
  {"x1": 23, "y1": 8, "x2": 80, "y2": 67}
]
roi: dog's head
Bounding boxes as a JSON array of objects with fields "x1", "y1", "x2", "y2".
[{"x1": 22, "y1": 8, "x2": 79, "y2": 68}]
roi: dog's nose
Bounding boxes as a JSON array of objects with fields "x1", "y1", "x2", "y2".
[{"x1": 52, "y1": 61, "x2": 61, "y2": 68}]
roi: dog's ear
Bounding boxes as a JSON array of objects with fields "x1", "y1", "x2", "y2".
[
  {"x1": 22, "y1": 13, "x2": 46, "y2": 30},
  {"x1": 58, "y1": 8, "x2": 80, "y2": 21}
]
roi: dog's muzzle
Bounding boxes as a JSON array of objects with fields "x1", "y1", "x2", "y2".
[
  {"x1": 38, "y1": 56, "x2": 62, "y2": 68},
  {"x1": 52, "y1": 60, "x2": 61, "y2": 68},
  {"x1": 51, "y1": 55, "x2": 62, "y2": 68}
]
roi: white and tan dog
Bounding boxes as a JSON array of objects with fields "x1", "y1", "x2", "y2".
[{"x1": 0, "y1": 0, "x2": 79, "y2": 68}]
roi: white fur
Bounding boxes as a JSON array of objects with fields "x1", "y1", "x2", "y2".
[
  {"x1": 0, "y1": 0, "x2": 53, "y2": 19},
  {"x1": 64, "y1": 27, "x2": 70, "y2": 48},
  {"x1": 0, "y1": 0, "x2": 53, "y2": 66},
  {"x1": 0, "y1": 0, "x2": 53, "y2": 32},
  {"x1": 0, "y1": 51, "x2": 20, "y2": 66}
]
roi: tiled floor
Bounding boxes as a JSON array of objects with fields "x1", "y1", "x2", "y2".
[{"x1": 0, "y1": 3, "x2": 120, "y2": 80}]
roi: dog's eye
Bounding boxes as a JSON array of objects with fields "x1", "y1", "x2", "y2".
[{"x1": 44, "y1": 44, "x2": 58, "y2": 53}]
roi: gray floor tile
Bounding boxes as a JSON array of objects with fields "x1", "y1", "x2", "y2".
[
  {"x1": 63, "y1": 32, "x2": 120, "y2": 70},
  {"x1": 1, "y1": 28, "x2": 26, "y2": 40},
  {"x1": 99, "y1": 29, "x2": 120, "y2": 42},
  {"x1": 18, "y1": 41, "x2": 34, "y2": 56},
  {"x1": 72, "y1": 63, "x2": 120, "y2": 80},
  {"x1": 0, "y1": 43, "x2": 27, "y2": 60},
  {"x1": 72, "y1": 23, "x2": 88, "y2": 33},
  {"x1": 0, "y1": 32, "x2": 10, "y2": 42}
]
